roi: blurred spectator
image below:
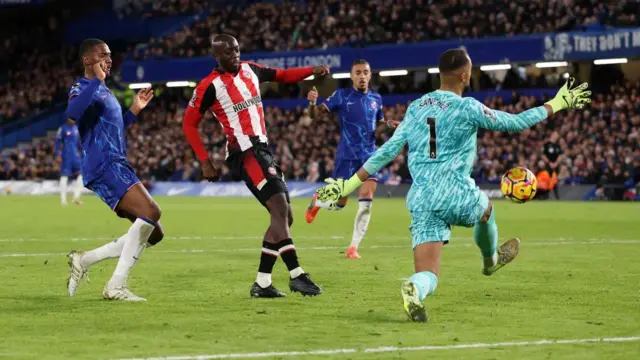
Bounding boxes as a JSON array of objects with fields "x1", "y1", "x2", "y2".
[{"x1": 116, "y1": 0, "x2": 209, "y2": 19}]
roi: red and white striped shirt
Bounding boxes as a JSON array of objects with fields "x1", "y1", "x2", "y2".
[{"x1": 183, "y1": 61, "x2": 314, "y2": 160}]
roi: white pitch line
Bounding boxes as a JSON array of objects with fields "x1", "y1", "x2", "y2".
[
  {"x1": 118, "y1": 336, "x2": 640, "y2": 360},
  {"x1": 1, "y1": 239, "x2": 639, "y2": 259}
]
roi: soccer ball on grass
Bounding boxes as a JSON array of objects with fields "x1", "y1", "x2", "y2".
[{"x1": 500, "y1": 167, "x2": 537, "y2": 203}]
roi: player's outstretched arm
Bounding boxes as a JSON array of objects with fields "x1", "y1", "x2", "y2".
[
  {"x1": 468, "y1": 78, "x2": 590, "y2": 132},
  {"x1": 274, "y1": 65, "x2": 330, "y2": 83},
  {"x1": 317, "y1": 117, "x2": 410, "y2": 203},
  {"x1": 248, "y1": 62, "x2": 329, "y2": 84}
]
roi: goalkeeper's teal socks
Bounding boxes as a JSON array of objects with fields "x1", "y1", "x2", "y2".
[
  {"x1": 474, "y1": 207, "x2": 499, "y2": 267},
  {"x1": 408, "y1": 271, "x2": 438, "y2": 301}
]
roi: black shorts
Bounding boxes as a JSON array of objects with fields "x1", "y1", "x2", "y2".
[{"x1": 227, "y1": 143, "x2": 290, "y2": 209}]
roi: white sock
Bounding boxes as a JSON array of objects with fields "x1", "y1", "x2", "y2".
[
  {"x1": 108, "y1": 218, "x2": 156, "y2": 288},
  {"x1": 483, "y1": 252, "x2": 499, "y2": 268},
  {"x1": 81, "y1": 234, "x2": 127, "y2": 268},
  {"x1": 60, "y1": 176, "x2": 69, "y2": 204},
  {"x1": 73, "y1": 175, "x2": 83, "y2": 201},
  {"x1": 350, "y1": 200, "x2": 372, "y2": 248},
  {"x1": 256, "y1": 272, "x2": 272, "y2": 288},
  {"x1": 290, "y1": 267, "x2": 304, "y2": 278}
]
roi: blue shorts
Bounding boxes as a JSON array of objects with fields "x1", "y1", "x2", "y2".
[
  {"x1": 85, "y1": 161, "x2": 140, "y2": 210},
  {"x1": 61, "y1": 158, "x2": 81, "y2": 177},
  {"x1": 409, "y1": 188, "x2": 489, "y2": 248},
  {"x1": 333, "y1": 159, "x2": 378, "y2": 180}
]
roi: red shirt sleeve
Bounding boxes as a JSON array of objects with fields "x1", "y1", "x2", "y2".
[
  {"x1": 183, "y1": 81, "x2": 216, "y2": 162},
  {"x1": 273, "y1": 66, "x2": 314, "y2": 83},
  {"x1": 246, "y1": 61, "x2": 314, "y2": 83}
]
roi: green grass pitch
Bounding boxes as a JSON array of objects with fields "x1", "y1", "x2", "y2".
[{"x1": 0, "y1": 195, "x2": 639, "y2": 359}]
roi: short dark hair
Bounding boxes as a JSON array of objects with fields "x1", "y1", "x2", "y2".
[
  {"x1": 438, "y1": 48, "x2": 470, "y2": 73},
  {"x1": 79, "y1": 38, "x2": 106, "y2": 59},
  {"x1": 352, "y1": 59, "x2": 369, "y2": 68}
]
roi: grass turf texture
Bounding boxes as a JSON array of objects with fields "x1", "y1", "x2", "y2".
[{"x1": 0, "y1": 196, "x2": 639, "y2": 359}]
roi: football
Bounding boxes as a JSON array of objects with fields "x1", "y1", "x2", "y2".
[{"x1": 500, "y1": 167, "x2": 538, "y2": 203}]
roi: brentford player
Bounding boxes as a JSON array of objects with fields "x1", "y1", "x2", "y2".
[{"x1": 182, "y1": 34, "x2": 330, "y2": 298}]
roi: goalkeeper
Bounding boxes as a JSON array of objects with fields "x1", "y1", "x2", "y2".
[{"x1": 313, "y1": 48, "x2": 591, "y2": 323}]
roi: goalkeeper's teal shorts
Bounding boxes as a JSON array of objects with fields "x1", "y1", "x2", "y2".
[{"x1": 409, "y1": 188, "x2": 489, "y2": 248}]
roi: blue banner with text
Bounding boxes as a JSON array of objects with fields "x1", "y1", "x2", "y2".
[{"x1": 121, "y1": 28, "x2": 640, "y2": 83}]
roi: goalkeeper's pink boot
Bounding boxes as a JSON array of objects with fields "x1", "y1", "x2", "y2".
[{"x1": 305, "y1": 194, "x2": 321, "y2": 224}]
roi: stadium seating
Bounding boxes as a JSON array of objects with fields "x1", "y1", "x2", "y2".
[
  {"x1": 138, "y1": 0, "x2": 639, "y2": 58},
  {"x1": 3, "y1": 0, "x2": 638, "y2": 123}
]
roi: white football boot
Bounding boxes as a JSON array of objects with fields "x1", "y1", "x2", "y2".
[
  {"x1": 102, "y1": 284, "x2": 147, "y2": 302},
  {"x1": 67, "y1": 250, "x2": 88, "y2": 296},
  {"x1": 482, "y1": 238, "x2": 521, "y2": 276}
]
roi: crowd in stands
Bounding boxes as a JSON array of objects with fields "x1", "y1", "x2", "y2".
[
  {"x1": 139, "y1": 0, "x2": 640, "y2": 59},
  {"x1": 2, "y1": 80, "x2": 639, "y2": 201},
  {"x1": 0, "y1": 1, "x2": 104, "y2": 125},
  {"x1": 0, "y1": 12, "x2": 77, "y2": 124},
  {"x1": 116, "y1": 0, "x2": 209, "y2": 19},
  {"x1": 4, "y1": 0, "x2": 637, "y2": 124}
]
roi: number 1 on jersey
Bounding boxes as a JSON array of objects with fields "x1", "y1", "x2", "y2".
[{"x1": 427, "y1": 117, "x2": 437, "y2": 159}]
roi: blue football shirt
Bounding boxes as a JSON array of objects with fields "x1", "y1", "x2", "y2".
[
  {"x1": 55, "y1": 123, "x2": 82, "y2": 163},
  {"x1": 66, "y1": 78, "x2": 137, "y2": 182},
  {"x1": 322, "y1": 88, "x2": 384, "y2": 161}
]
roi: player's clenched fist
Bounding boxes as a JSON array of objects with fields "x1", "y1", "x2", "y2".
[
  {"x1": 92, "y1": 61, "x2": 107, "y2": 81},
  {"x1": 307, "y1": 86, "x2": 319, "y2": 103},
  {"x1": 312, "y1": 65, "x2": 330, "y2": 76},
  {"x1": 201, "y1": 159, "x2": 220, "y2": 182}
]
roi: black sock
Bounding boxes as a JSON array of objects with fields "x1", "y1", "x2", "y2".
[
  {"x1": 276, "y1": 238, "x2": 301, "y2": 273},
  {"x1": 258, "y1": 241, "x2": 279, "y2": 275}
]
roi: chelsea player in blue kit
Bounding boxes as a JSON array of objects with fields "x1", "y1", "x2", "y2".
[
  {"x1": 306, "y1": 60, "x2": 399, "y2": 259},
  {"x1": 65, "y1": 39, "x2": 165, "y2": 302},
  {"x1": 314, "y1": 49, "x2": 591, "y2": 322},
  {"x1": 55, "y1": 119, "x2": 84, "y2": 205}
]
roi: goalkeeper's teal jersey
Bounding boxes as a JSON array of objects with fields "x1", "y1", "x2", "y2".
[{"x1": 363, "y1": 90, "x2": 548, "y2": 212}]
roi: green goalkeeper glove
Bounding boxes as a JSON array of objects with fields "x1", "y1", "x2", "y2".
[
  {"x1": 545, "y1": 77, "x2": 592, "y2": 114},
  {"x1": 316, "y1": 176, "x2": 363, "y2": 204}
]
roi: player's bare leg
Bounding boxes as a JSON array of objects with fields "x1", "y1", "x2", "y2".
[
  {"x1": 264, "y1": 193, "x2": 322, "y2": 296},
  {"x1": 347, "y1": 179, "x2": 377, "y2": 259},
  {"x1": 105, "y1": 183, "x2": 161, "y2": 301},
  {"x1": 401, "y1": 241, "x2": 444, "y2": 322},
  {"x1": 476, "y1": 202, "x2": 520, "y2": 276}
]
